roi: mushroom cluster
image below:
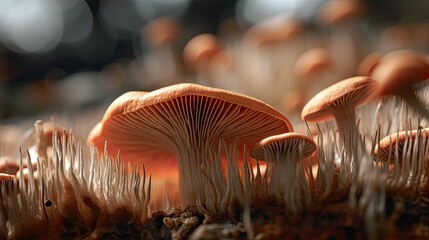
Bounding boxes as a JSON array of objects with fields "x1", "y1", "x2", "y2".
[{"x1": 250, "y1": 132, "x2": 316, "y2": 211}]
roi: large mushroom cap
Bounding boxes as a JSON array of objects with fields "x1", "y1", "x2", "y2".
[
  {"x1": 251, "y1": 132, "x2": 316, "y2": 161},
  {"x1": 370, "y1": 49, "x2": 429, "y2": 96},
  {"x1": 374, "y1": 128, "x2": 429, "y2": 163},
  {"x1": 87, "y1": 83, "x2": 293, "y2": 178},
  {"x1": 301, "y1": 76, "x2": 379, "y2": 122}
]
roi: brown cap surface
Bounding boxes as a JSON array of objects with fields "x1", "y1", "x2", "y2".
[
  {"x1": 251, "y1": 132, "x2": 316, "y2": 161},
  {"x1": 301, "y1": 76, "x2": 379, "y2": 122}
]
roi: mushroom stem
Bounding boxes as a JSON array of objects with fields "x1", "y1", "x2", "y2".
[
  {"x1": 332, "y1": 109, "x2": 362, "y2": 160},
  {"x1": 176, "y1": 146, "x2": 210, "y2": 207},
  {"x1": 332, "y1": 109, "x2": 368, "y2": 186}
]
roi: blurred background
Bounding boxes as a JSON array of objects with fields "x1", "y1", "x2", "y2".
[{"x1": 0, "y1": 0, "x2": 429, "y2": 140}]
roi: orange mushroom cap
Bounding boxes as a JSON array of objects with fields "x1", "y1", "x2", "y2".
[
  {"x1": 301, "y1": 76, "x2": 380, "y2": 123},
  {"x1": 251, "y1": 132, "x2": 316, "y2": 162},
  {"x1": 357, "y1": 52, "x2": 382, "y2": 76}
]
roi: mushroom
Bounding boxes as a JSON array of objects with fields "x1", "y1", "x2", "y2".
[
  {"x1": 302, "y1": 76, "x2": 379, "y2": 143},
  {"x1": 369, "y1": 49, "x2": 429, "y2": 120},
  {"x1": 250, "y1": 132, "x2": 316, "y2": 211},
  {"x1": 374, "y1": 128, "x2": 429, "y2": 192},
  {"x1": 182, "y1": 33, "x2": 223, "y2": 86},
  {"x1": 15, "y1": 168, "x2": 39, "y2": 186},
  {"x1": 301, "y1": 76, "x2": 379, "y2": 169},
  {"x1": 87, "y1": 83, "x2": 293, "y2": 206}
]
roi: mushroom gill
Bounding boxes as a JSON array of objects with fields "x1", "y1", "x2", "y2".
[{"x1": 87, "y1": 83, "x2": 294, "y2": 207}]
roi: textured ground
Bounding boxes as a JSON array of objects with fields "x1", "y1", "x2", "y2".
[{"x1": 58, "y1": 191, "x2": 429, "y2": 240}]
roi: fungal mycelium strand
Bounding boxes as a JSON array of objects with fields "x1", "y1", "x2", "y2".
[{"x1": 1, "y1": 124, "x2": 152, "y2": 239}]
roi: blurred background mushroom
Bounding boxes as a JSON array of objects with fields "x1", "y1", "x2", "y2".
[{"x1": 0, "y1": 0, "x2": 428, "y2": 123}]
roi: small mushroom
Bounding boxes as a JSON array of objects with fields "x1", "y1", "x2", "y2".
[
  {"x1": 87, "y1": 83, "x2": 293, "y2": 206},
  {"x1": 250, "y1": 132, "x2": 316, "y2": 211},
  {"x1": 369, "y1": 49, "x2": 429, "y2": 120},
  {"x1": 374, "y1": 128, "x2": 429, "y2": 164},
  {"x1": 301, "y1": 76, "x2": 379, "y2": 160}
]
